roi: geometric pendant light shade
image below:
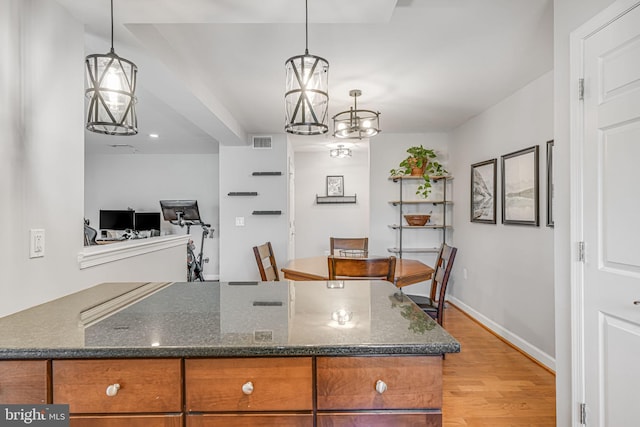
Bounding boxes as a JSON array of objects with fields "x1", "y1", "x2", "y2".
[
  {"x1": 284, "y1": 0, "x2": 329, "y2": 135},
  {"x1": 332, "y1": 89, "x2": 380, "y2": 139},
  {"x1": 85, "y1": 0, "x2": 138, "y2": 136}
]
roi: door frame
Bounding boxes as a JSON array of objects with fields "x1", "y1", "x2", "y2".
[{"x1": 569, "y1": 1, "x2": 640, "y2": 425}]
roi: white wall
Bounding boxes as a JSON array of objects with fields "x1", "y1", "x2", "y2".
[
  {"x1": 218, "y1": 136, "x2": 289, "y2": 281},
  {"x1": 0, "y1": 0, "x2": 85, "y2": 317},
  {"x1": 84, "y1": 153, "x2": 220, "y2": 279},
  {"x1": 369, "y1": 133, "x2": 451, "y2": 297},
  {"x1": 0, "y1": 1, "x2": 187, "y2": 318},
  {"x1": 449, "y1": 71, "x2": 555, "y2": 368},
  {"x1": 553, "y1": 0, "x2": 615, "y2": 424},
  {"x1": 294, "y1": 147, "x2": 370, "y2": 258}
]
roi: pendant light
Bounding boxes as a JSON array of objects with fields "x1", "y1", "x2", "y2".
[
  {"x1": 333, "y1": 89, "x2": 380, "y2": 139},
  {"x1": 330, "y1": 144, "x2": 352, "y2": 158},
  {"x1": 285, "y1": 0, "x2": 329, "y2": 135},
  {"x1": 85, "y1": 0, "x2": 138, "y2": 136}
]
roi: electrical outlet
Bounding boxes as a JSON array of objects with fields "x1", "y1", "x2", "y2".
[
  {"x1": 30, "y1": 229, "x2": 45, "y2": 258},
  {"x1": 235, "y1": 216, "x2": 245, "y2": 227}
]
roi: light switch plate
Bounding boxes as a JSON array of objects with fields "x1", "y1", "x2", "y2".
[{"x1": 30, "y1": 229, "x2": 45, "y2": 258}]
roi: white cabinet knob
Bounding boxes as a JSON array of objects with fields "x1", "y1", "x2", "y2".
[
  {"x1": 375, "y1": 379, "x2": 387, "y2": 394},
  {"x1": 106, "y1": 383, "x2": 120, "y2": 397},
  {"x1": 242, "y1": 381, "x2": 254, "y2": 395}
]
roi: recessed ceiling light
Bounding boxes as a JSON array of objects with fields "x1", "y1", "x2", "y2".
[{"x1": 149, "y1": 133, "x2": 159, "y2": 139}]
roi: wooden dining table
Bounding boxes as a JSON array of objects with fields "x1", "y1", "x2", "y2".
[{"x1": 281, "y1": 256, "x2": 434, "y2": 288}]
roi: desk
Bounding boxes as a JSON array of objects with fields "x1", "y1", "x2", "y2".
[{"x1": 282, "y1": 256, "x2": 434, "y2": 288}]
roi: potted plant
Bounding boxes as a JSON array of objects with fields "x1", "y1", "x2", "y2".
[{"x1": 389, "y1": 145, "x2": 447, "y2": 198}]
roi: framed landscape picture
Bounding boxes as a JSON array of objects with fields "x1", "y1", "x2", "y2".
[
  {"x1": 501, "y1": 145, "x2": 539, "y2": 226},
  {"x1": 546, "y1": 139, "x2": 554, "y2": 227},
  {"x1": 326, "y1": 175, "x2": 344, "y2": 197},
  {"x1": 470, "y1": 159, "x2": 497, "y2": 224}
]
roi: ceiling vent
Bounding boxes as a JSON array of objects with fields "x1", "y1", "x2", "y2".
[{"x1": 252, "y1": 136, "x2": 273, "y2": 149}]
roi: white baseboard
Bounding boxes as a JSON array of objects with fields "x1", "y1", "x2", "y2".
[{"x1": 447, "y1": 296, "x2": 556, "y2": 372}]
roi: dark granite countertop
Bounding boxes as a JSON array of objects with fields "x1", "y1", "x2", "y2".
[{"x1": 0, "y1": 281, "x2": 460, "y2": 359}]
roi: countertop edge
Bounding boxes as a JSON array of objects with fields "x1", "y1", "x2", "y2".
[{"x1": 0, "y1": 343, "x2": 461, "y2": 359}]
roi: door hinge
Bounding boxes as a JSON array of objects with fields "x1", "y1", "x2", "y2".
[
  {"x1": 579, "y1": 78, "x2": 585, "y2": 100},
  {"x1": 579, "y1": 402, "x2": 587, "y2": 425},
  {"x1": 578, "y1": 241, "x2": 585, "y2": 262}
]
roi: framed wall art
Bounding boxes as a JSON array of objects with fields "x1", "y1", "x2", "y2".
[
  {"x1": 501, "y1": 145, "x2": 539, "y2": 226},
  {"x1": 326, "y1": 175, "x2": 344, "y2": 197},
  {"x1": 470, "y1": 158, "x2": 497, "y2": 224},
  {"x1": 546, "y1": 139, "x2": 554, "y2": 227}
]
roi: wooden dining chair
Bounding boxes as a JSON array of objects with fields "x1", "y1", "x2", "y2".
[
  {"x1": 327, "y1": 255, "x2": 396, "y2": 283},
  {"x1": 329, "y1": 237, "x2": 369, "y2": 256},
  {"x1": 253, "y1": 242, "x2": 280, "y2": 281},
  {"x1": 407, "y1": 243, "x2": 457, "y2": 326}
]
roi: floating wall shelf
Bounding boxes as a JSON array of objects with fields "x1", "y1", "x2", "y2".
[
  {"x1": 228, "y1": 192, "x2": 258, "y2": 196},
  {"x1": 252, "y1": 172, "x2": 282, "y2": 176},
  {"x1": 252, "y1": 210, "x2": 282, "y2": 215},
  {"x1": 316, "y1": 195, "x2": 357, "y2": 204}
]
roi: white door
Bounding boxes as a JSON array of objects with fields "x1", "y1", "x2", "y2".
[{"x1": 579, "y1": 2, "x2": 640, "y2": 425}]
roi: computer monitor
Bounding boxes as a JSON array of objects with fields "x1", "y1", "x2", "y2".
[
  {"x1": 99, "y1": 209, "x2": 135, "y2": 230},
  {"x1": 135, "y1": 212, "x2": 161, "y2": 231},
  {"x1": 159, "y1": 200, "x2": 201, "y2": 222}
]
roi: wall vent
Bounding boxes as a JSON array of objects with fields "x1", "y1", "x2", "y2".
[{"x1": 252, "y1": 136, "x2": 273, "y2": 149}]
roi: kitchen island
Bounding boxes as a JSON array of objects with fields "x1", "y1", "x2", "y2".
[{"x1": 0, "y1": 280, "x2": 460, "y2": 426}]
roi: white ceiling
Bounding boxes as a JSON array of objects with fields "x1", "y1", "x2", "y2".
[{"x1": 55, "y1": 0, "x2": 553, "y2": 155}]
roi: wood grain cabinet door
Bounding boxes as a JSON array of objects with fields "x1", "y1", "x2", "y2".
[
  {"x1": 70, "y1": 414, "x2": 182, "y2": 427},
  {"x1": 187, "y1": 413, "x2": 313, "y2": 427},
  {"x1": 317, "y1": 412, "x2": 442, "y2": 427},
  {"x1": 53, "y1": 359, "x2": 182, "y2": 413},
  {"x1": 316, "y1": 356, "x2": 442, "y2": 410},
  {"x1": 0, "y1": 360, "x2": 49, "y2": 404},
  {"x1": 185, "y1": 357, "x2": 313, "y2": 412}
]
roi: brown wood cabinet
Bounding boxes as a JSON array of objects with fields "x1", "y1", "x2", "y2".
[
  {"x1": 317, "y1": 413, "x2": 441, "y2": 427},
  {"x1": 69, "y1": 414, "x2": 183, "y2": 427},
  {"x1": 316, "y1": 356, "x2": 442, "y2": 421},
  {"x1": 317, "y1": 356, "x2": 442, "y2": 410},
  {"x1": 0, "y1": 360, "x2": 49, "y2": 404},
  {"x1": 37, "y1": 355, "x2": 442, "y2": 426},
  {"x1": 53, "y1": 359, "x2": 182, "y2": 419},
  {"x1": 187, "y1": 414, "x2": 313, "y2": 427},
  {"x1": 185, "y1": 357, "x2": 313, "y2": 412}
]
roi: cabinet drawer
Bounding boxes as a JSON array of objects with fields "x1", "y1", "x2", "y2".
[
  {"x1": 317, "y1": 412, "x2": 441, "y2": 427},
  {"x1": 0, "y1": 360, "x2": 49, "y2": 404},
  {"x1": 70, "y1": 414, "x2": 182, "y2": 427},
  {"x1": 316, "y1": 356, "x2": 442, "y2": 410},
  {"x1": 53, "y1": 359, "x2": 182, "y2": 413},
  {"x1": 185, "y1": 357, "x2": 313, "y2": 412},
  {"x1": 188, "y1": 413, "x2": 313, "y2": 427}
]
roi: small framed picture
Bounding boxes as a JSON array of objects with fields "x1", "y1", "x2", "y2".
[
  {"x1": 501, "y1": 145, "x2": 539, "y2": 226},
  {"x1": 470, "y1": 159, "x2": 497, "y2": 224},
  {"x1": 326, "y1": 175, "x2": 344, "y2": 197}
]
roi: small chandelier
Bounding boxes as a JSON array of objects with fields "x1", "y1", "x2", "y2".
[
  {"x1": 85, "y1": 0, "x2": 138, "y2": 136},
  {"x1": 333, "y1": 90, "x2": 380, "y2": 139},
  {"x1": 284, "y1": 0, "x2": 329, "y2": 136},
  {"x1": 330, "y1": 144, "x2": 352, "y2": 158}
]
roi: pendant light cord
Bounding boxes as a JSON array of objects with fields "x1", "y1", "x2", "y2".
[
  {"x1": 110, "y1": 0, "x2": 115, "y2": 53},
  {"x1": 304, "y1": 0, "x2": 309, "y2": 55}
]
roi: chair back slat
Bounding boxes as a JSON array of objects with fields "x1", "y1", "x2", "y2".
[
  {"x1": 432, "y1": 244, "x2": 457, "y2": 325},
  {"x1": 327, "y1": 255, "x2": 396, "y2": 283},
  {"x1": 330, "y1": 237, "x2": 369, "y2": 256},
  {"x1": 253, "y1": 242, "x2": 280, "y2": 281}
]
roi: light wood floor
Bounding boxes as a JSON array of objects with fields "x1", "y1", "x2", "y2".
[{"x1": 442, "y1": 304, "x2": 556, "y2": 426}]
